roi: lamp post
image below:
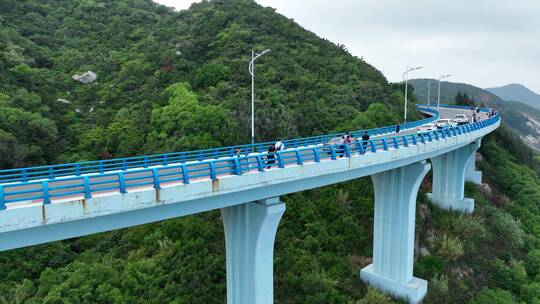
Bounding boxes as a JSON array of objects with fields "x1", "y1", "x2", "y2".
[
  {"x1": 248, "y1": 49, "x2": 271, "y2": 146},
  {"x1": 437, "y1": 74, "x2": 452, "y2": 111},
  {"x1": 402, "y1": 66, "x2": 423, "y2": 123},
  {"x1": 427, "y1": 80, "x2": 431, "y2": 108}
]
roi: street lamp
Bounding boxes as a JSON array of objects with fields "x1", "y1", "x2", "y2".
[
  {"x1": 402, "y1": 66, "x2": 423, "y2": 123},
  {"x1": 427, "y1": 80, "x2": 431, "y2": 108},
  {"x1": 437, "y1": 74, "x2": 452, "y2": 111},
  {"x1": 248, "y1": 49, "x2": 271, "y2": 146}
]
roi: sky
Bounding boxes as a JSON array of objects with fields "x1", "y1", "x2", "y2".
[{"x1": 154, "y1": 0, "x2": 540, "y2": 93}]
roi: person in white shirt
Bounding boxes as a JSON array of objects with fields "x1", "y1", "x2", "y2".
[{"x1": 275, "y1": 140, "x2": 285, "y2": 151}]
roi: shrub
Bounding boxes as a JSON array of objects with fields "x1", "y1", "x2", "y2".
[
  {"x1": 424, "y1": 274, "x2": 450, "y2": 304},
  {"x1": 436, "y1": 234, "x2": 464, "y2": 263},
  {"x1": 489, "y1": 259, "x2": 527, "y2": 294},
  {"x1": 356, "y1": 287, "x2": 396, "y2": 304},
  {"x1": 470, "y1": 287, "x2": 516, "y2": 304},
  {"x1": 490, "y1": 210, "x2": 524, "y2": 249},
  {"x1": 415, "y1": 255, "x2": 445, "y2": 278},
  {"x1": 526, "y1": 249, "x2": 540, "y2": 278}
]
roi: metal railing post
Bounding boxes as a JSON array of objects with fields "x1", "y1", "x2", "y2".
[
  {"x1": 256, "y1": 155, "x2": 265, "y2": 172},
  {"x1": 233, "y1": 158, "x2": 242, "y2": 175},
  {"x1": 276, "y1": 152, "x2": 285, "y2": 168},
  {"x1": 330, "y1": 146, "x2": 337, "y2": 160},
  {"x1": 295, "y1": 150, "x2": 304, "y2": 165},
  {"x1": 143, "y1": 157, "x2": 148, "y2": 168},
  {"x1": 118, "y1": 172, "x2": 126, "y2": 194},
  {"x1": 381, "y1": 139, "x2": 388, "y2": 151},
  {"x1": 42, "y1": 181, "x2": 51, "y2": 204},
  {"x1": 209, "y1": 162, "x2": 217, "y2": 179},
  {"x1": 83, "y1": 176, "x2": 91, "y2": 199},
  {"x1": 369, "y1": 140, "x2": 377, "y2": 152},
  {"x1": 344, "y1": 145, "x2": 351, "y2": 157},
  {"x1": 181, "y1": 165, "x2": 190, "y2": 184},
  {"x1": 163, "y1": 155, "x2": 169, "y2": 166},
  {"x1": 22, "y1": 169, "x2": 28, "y2": 182},
  {"x1": 313, "y1": 147, "x2": 320, "y2": 162},
  {"x1": 152, "y1": 169, "x2": 161, "y2": 189},
  {"x1": 0, "y1": 185, "x2": 5, "y2": 210},
  {"x1": 392, "y1": 138, "x2": 399, "y2": 149}
]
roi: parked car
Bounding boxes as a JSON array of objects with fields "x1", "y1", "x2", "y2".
[
  {"x1": 454, "y1": 114, "x2": 469, "y2": 125},
  {"x1": 436, "y1": 119, "x2": 458, "y2": 129},
  {"x1": 417, "y1": 123, "x2": 436, "y2": 132}
]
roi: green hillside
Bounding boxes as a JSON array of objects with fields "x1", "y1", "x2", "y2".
[
  {"x1": 0, "y1": 0, "x2": 413, "y2": 169},
  {"x1": 1, "y1": 1, "x2": 540, "y2": 303}
]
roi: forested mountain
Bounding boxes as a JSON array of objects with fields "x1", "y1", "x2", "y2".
[
  {"x1": 1, "y1": 1, "x2": 540, "y2": 303},
  {"x1": 0, "y1": 0, "x2": 409, "y2": 169},
  {"x1": 487, "y1": 84, "x2": 540, "y2": 110},
  {"x1": 410, "y1": 79, "x2": 540, "y2": 151}
]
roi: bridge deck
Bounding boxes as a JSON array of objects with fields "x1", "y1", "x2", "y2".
[{"x1": 0, "y1": 105, "x2": 499, "y2": 251}]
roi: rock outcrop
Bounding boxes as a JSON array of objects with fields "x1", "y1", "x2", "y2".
[{"x1": 72, "y1": 71, "x2": 97, "y2": 84}]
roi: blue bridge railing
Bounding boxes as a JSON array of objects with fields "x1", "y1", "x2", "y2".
[
  {"x1": 0, "y1": 105, "x2": 499, "y2": 210},
  {"x1": 0, "y1": 106, "x2": 439, "y2": 185}
]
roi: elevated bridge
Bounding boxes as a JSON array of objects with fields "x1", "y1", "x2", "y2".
[{"x1": 0, "y1": 104, "x2": 499, "y2": 304}]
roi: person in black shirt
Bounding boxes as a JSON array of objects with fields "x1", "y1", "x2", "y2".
[
  {"x1": 266, "y1": 144, "x2": 276, "y2": 168},
  {"x1": 361, "y1": 132, "x2": 370, "y2": 153}
]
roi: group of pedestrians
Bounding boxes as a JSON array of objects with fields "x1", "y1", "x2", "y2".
[
  {"x1": 470, "y1": 106, "x2": 498, "y2": 121},
  {"x1": 231, "y1": 117, "x2": 409, "y2": 172},
  {"x1": 231, "y1": 140, "x2": 285, "y2": 172},
  {"x1": 266, "y1": 140, "x2": 284, "y2": 168}
]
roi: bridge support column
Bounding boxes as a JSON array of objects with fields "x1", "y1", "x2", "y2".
[
  {"x1": 465, "y1": 145, "x2": 482, "y2": 185},
  {"x1": 360, "y1": 161, "x2": 431, "y2": 304},
  {"x1": 428, "y1": 140, "x2": 481, "y2": 214},
  {"x1": 221, "y1": 197, "x2": 285, "y2": 304}
]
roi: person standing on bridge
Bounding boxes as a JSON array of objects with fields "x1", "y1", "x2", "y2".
[
  {"x1": 339, "y1": 134, "x2": 352, "y2": 157},
  {"x1": 229, "y1": 147, "x2": 243, "y2": 173},
  {"x1": 266, "y1": 144, "x2": 276, "y2": 168},
  {"x1": 361, "y1": 132, "x2": 370, "y2": 153},
  {"x1": 275, "y1": 140, "x2": 285, "y2": 152},
  {"x1": 234, "y1": 147, "x2": 242, "y2": 157},
  {"x1": 396, "y1": 123, "x2": 401, "y2": 133}
]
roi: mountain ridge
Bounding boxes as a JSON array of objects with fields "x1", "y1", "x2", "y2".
[
  {"x1": 410, "y1": 78, "x2": 540, "y2": 150},
  {"x1": 486, "y1": 83, "x2": 540, "y2": 110}
]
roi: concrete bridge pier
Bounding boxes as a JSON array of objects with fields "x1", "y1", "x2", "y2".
[
  {"x1": 428, "y1": 140, "x2": 481, "y2": 214},
  {"x1": 465, "y1": 141, "x2": 483, "y2": 185},
  {"x1": 221, "y1": 197, "x2": 285, "y2": 304},
  {"x1": 361, "y1": 161, "x2": 431, "y2": 304}
]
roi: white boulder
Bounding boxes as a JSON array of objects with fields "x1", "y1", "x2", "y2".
[{"x1": 72, "y1": 71, "x2": 97, "y2": 84}]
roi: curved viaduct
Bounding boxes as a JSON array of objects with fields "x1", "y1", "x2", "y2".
[{"x1": 0, "y1": 104, "x2": 500, "y2": 303}]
